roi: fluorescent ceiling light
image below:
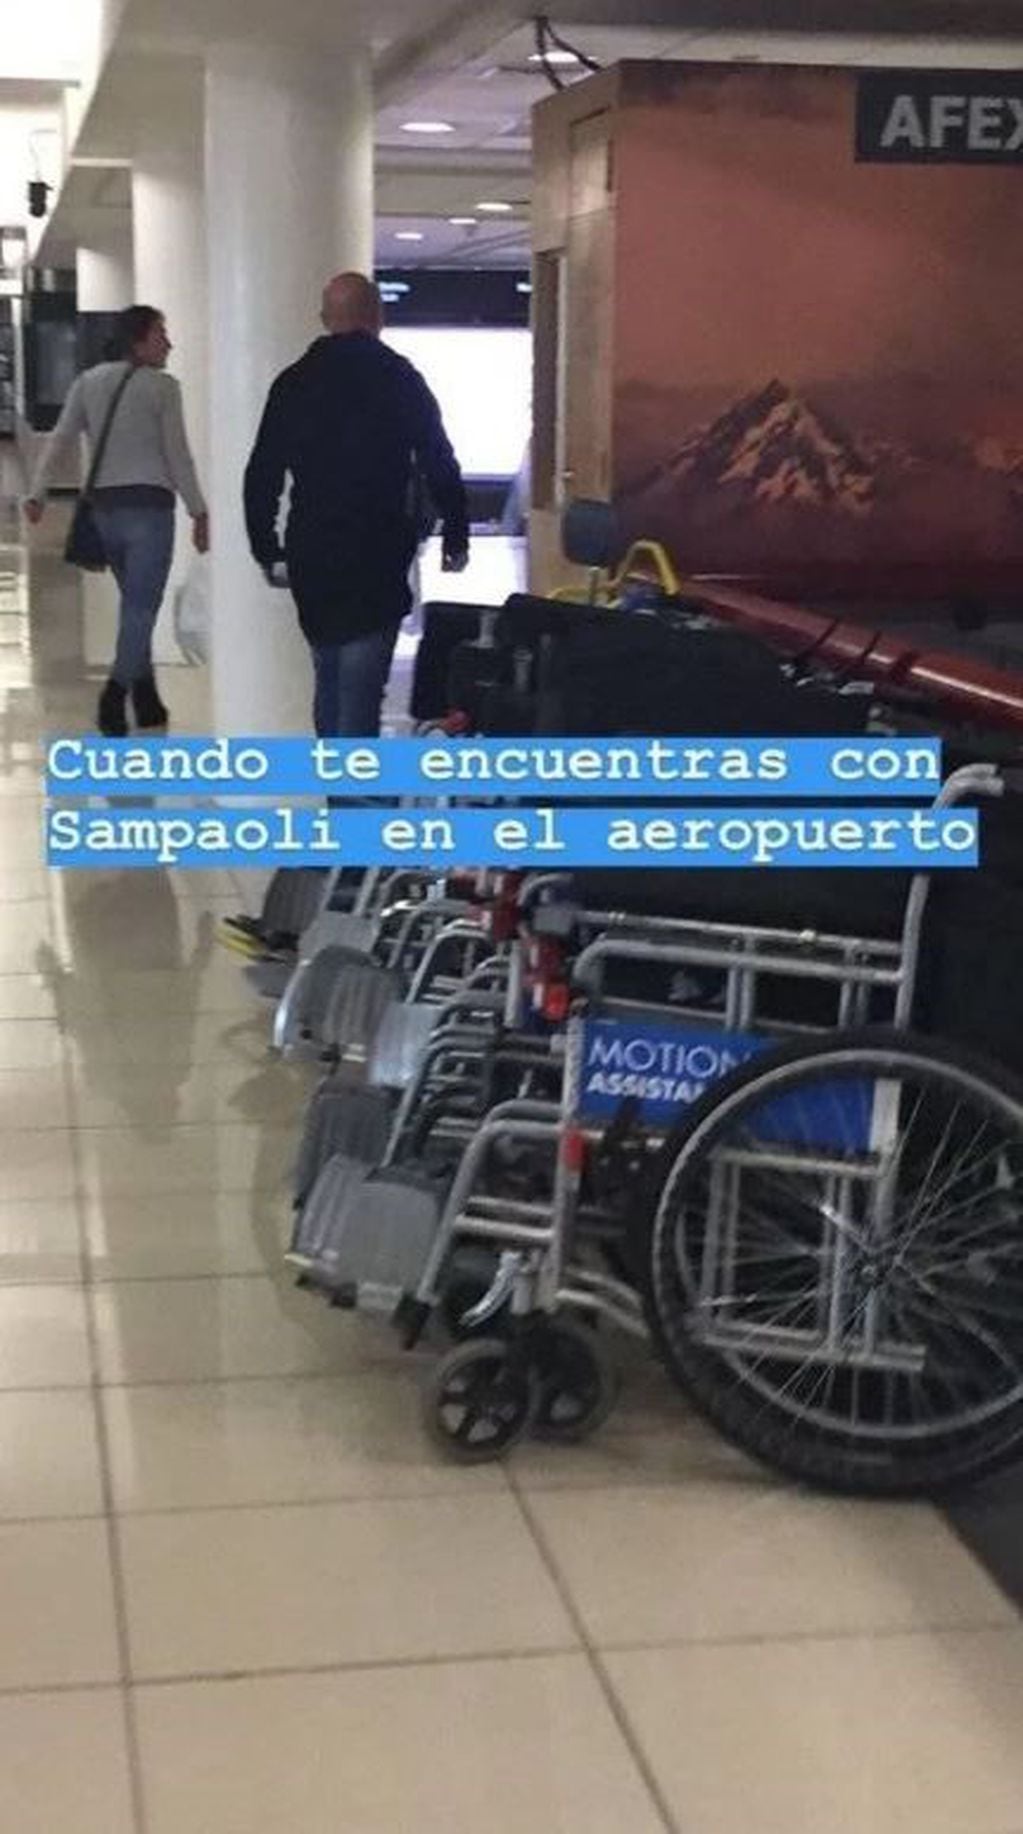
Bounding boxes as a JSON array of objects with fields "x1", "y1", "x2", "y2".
[
  {"x1": 400, "y1": 120, "x2": 455, "y2": 134},
  {"x1": 449, "y1": 216, "x2": 478, "y2": 227},
  {"x1": 395, "y1": 230, "x2": 425, "y2": 242},
  {"x1": 528, "y1": 49, "x2": 580, "y2": 66},
  {"x1": 477, "y1": 201, "x2": 514, "y2": 214}
]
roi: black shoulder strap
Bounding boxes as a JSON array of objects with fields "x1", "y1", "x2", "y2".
[{"x1": 82, "y1": 365, "x2": 136, "y2": 500}]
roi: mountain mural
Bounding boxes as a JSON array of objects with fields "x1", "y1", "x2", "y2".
[
  {"x1": 618, "y1": 377, "x2": 1023, "y2": 572},
  {"x1": 633, "y1": 379, "x2": 876, "y2": 514}
]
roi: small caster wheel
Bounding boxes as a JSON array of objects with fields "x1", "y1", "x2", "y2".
[
  {"x1": 423, "y1": 1338, "x2": 536, "y2": 1463},
  {"x1": 531, "y1": 1320, "x2": 619, "y2": 1445}
]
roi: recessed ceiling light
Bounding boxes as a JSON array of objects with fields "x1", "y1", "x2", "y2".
[
  {"x1": 449, "y1": 216, "x2": 478, "y2": 227},
  {"x1": 477, "y1": 200, "x2": 514, "y2": 214},
  {"x1": 528, "y1": 49, "x2": 580, "y2": 66},
  {"x1": 395, "y1": 230, "x2": 425, "y2": 242},
  {"x1": 400, "y1": 120, "x2": 455, "y2": 135}
]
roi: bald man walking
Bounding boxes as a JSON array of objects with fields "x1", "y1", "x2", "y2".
[{"x1": 244, "y1": 273, "x2": 469, "y2": 737}]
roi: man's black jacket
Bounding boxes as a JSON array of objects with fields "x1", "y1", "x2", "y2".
[{"x1": 244, "y1": 330, "x2": 469, "y2": 644}]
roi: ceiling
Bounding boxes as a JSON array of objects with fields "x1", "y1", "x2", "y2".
[
  {"x1": 25, "y1": 0, "x2": 1023, "y2": 272},
  {"x1": 386, "y1": 7, "x2": 1023, "y2": 159},
  {"x1": 117, "y1": 0, "x2": 486, "y2": 58},
  {"x1": 376, "y1": 9, "x2": 1023, "y2": 265}
]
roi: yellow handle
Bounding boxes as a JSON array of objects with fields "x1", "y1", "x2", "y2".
[
  {"x1": 608, "y1": 540, "x2": 682, "y2": 599},
  {"x1": 544, "y1": 538, "x2": 680, "y2": 607}
]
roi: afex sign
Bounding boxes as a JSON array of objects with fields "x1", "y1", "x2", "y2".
[{"x1": 856, "y1": 72, "x2": 1023, "y2": 164}]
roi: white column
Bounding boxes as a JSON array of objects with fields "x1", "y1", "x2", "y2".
[
  {"x1": 131, "y1": 64, "x2": 208, "y2": 663},
  {"x1": 205, "y1": 41, "x2": 374, "y2": 735},
  {"x1": 204, "y1": 43, "x2": 377, "y2": 733},
  {"x1": 76, "y1": 241, "x2": 133, "y2": 313}
]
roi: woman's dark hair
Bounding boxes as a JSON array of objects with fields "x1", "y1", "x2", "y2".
[{"x1": 109, "y1": 305, "x2": 163, "y2": 361}]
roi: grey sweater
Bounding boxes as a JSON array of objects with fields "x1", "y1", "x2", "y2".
[{"x1": 31, "y1": 361, "x2": 206, "y2": 517}]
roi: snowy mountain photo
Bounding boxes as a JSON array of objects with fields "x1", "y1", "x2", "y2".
[{"x1": 617, "y1": 376, "x2": 1023, "y2": 575}]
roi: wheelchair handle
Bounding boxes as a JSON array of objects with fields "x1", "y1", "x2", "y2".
[{"x1": 608, "y1": 540, "x2": 682, "y2": 600}]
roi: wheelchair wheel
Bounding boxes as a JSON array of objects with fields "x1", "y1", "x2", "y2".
[
  {"x1": 424, "y1": 1338, "x2": 536, "y2": 1463},
  {"x1": 531, "y1": 1320, "x2": 619, "y2": 1444},
  {"x1": 649, "y1": 1028, "x2": 1023, "y2": 1496}
]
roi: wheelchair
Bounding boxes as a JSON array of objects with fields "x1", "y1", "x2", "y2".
[{"x1": 276, "y1": 761, "x2": 1023, "y2": 1497}]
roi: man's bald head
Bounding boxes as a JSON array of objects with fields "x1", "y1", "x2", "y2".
[{"x1": 321, "y1": 272, "x2": 384, "y2": 337}]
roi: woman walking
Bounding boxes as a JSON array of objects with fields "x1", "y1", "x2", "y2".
[{"x1": 25, "y1": 305, "x2": 208, "y2": 736}]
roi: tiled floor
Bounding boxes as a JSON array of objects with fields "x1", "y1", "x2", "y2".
[{"x1": 1, "y1": 478, "x2": 1021, "y2": 1831}]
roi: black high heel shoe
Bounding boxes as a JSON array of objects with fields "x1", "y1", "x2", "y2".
[
  {"x1": 97, "y1": 679, "x2": 129, "y2": 738},
  {"x1": 131, "y1": 674, "x2": 169, "y2": 730}
]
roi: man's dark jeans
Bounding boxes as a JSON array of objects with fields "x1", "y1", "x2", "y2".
[{"x1": 310, "y1": 622, "x2": 402, "y2": 738}]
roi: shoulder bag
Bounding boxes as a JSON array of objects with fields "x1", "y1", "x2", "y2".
[{"x1": 64, "y1": 365, "x2": 136, "y2": 572}]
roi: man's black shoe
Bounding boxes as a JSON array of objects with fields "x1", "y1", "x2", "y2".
[
  {"x1": 132, "y1": 674, "x2": 169, "y2": 730},
  {"x1": 97, "y1": 679, "x2": 128, "y2": 738}
]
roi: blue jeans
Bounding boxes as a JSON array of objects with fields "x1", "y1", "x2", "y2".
[
  {"x1": 93, "y1": 506, "x2": 175, "y2": 687},
  {"x1": 311, "y1": 624, "x2": 401, "y2": 738}
]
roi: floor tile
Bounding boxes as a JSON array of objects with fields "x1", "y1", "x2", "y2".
[
  {"x1": 52, "y1": 866, "x2": 233, "y2": 911},
  {"x1": 605, "y1": 1628, "x2": 1023, "y2": 1834},
  {"x1": 57, "y1": 959, "x2": 270, "y2": 1016},
  {"x1": 90, "y1": 1275, "x2": 398, "y2": 1384},
  {"x1": 0, "y1": 869, "x2": 53, "y2": 903},
  {"x1": 528, "y1": 1483, "x2": 1015, "y2": 1646},
  {"x1": 136, "y1": 1656, "x2": 663, "y2": 1834},
  {"x1": 0, "y1": 973, "x2": 58, "y2": 1019},
  {"x1": 0, "y1": 1067, "x2": 71, "y2": 1130},
  {"x1": 68, "y1": 1009, "x2": 274, "y2": 1068},
  {"x1": 120, "y1": 1494, "x2": 576, "y2": 1678},
  {"x1": 1, "y1": 1124, "x2": 76, "y2": 1198},
  {"x1": 0, "y1": 1520, "x2": 120, "y2": 1687},
  {"x1": 84, "y1": 1188, "x2": 284, "y2": 1281},
  {"x1": 0, "y1": 826, "x2": 49, "y2": 869},
  {"x1": 0, "y1": 1023, "x2": 66, "y2": 1071},
  {"x1": 512, "y1": 1418, "x2": 763, "y2": 1493},
  {"x1": 0, "y1": 909, "x2": 53, "y2": 974},
  {"x1": 0, "y1": 1197, "x2": 82, "y2": 1284},
  {"x1": 0, "y1": 1390, "x2": 103, "y2": 1519},
  {"x1": 103, "y1": 1373, "x2": 505, "y2": 1513},
  {"x1": 0, "y1": 1285, "x2": 92, "y2": 1388},
  {"x1": 512, "y1": 1357, "x2": 764, "y2": 1492},
  {"x1": 168, "y1": 874, "x2": 245, "y2": 904},
  {"x1": 51, "y1": 881, "x2": 232, "y2": 973},
  {"x1": 77, "y1": 1121, "x2": 293, "y2": 1200},
  {"x1": 0, "y1": 1690, "x2": 134, "y2": 1834},
  {"x1": 71, "y1": 1057, "x2": 313, "y2": 1130}
]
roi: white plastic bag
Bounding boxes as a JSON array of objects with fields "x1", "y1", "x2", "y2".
[{"x1": 173, "y1": 553, "x2": 210, "y2": 666}]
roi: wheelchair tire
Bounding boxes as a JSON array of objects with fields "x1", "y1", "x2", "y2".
[
  {"x1": 648, "y1": 1028, "x2": 1023, "y2": 1497},
  {"x1": 531, "y1": 1320, "x2": 620, "y2": 1444},
  {"x1": 424, "y1": 1338, "x2": 537, "y2": 1463}
]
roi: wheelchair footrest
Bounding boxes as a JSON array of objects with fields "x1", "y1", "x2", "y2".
[
  {"x1": 321, "y1": 957, "x2": 403, "y2": 1057},
  {"x1": 298, "y1": 911, "x2": 376, "y2": 963},
  {"x1": 367, "y1": 1002, "x2": 442, "y2": 1089},
  {"x1": 242, "y1": 959, "x2": 294, "y2": 1002},
  {"x1": 279, "y1": 949, "x2": 401, "y2": 1058},
  {"x1": 293, "y1": 1159, "x2": 447, "y2": 1302},
  {"x1": 293, "y1": 1082, "x2": 396, "y2": 1206}
]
